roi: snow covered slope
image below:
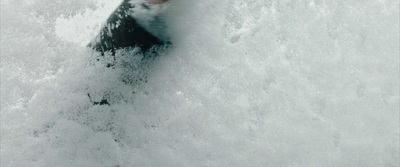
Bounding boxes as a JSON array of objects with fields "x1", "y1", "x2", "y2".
[{"x1": 1, "y1": 0, "x2": 399, "y2": 166}]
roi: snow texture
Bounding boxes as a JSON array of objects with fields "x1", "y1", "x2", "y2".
[{"x1": 1, "y1": 0, "x2": 399, "y2": 166}]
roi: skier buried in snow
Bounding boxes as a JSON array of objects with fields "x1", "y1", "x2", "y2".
[{"x1": 87, "y1": 0, "x2": 169, "y2": 105}]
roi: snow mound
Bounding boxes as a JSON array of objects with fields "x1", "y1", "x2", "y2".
[{"x1": 1, "y1": 0, "x2": 399, "y2": 166}]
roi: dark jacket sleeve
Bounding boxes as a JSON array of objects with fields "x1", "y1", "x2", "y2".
[{"x1": 88, "y1": 0, "x2": 164, "y2": 54}]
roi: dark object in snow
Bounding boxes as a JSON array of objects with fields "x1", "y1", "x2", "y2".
[
  {"x1": 88, "y1": 0, "x2": 167, "y2": 54},
  {"x1": 87, "y1": 93, "x2": 110, "y2": 106}
]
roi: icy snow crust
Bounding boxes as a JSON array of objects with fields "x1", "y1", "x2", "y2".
[{"x1": 1, "y1": 0, "x2": 399, "y2": 166}]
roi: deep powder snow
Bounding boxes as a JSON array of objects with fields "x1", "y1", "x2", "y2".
[{"x1": 1, "y1": 0, "x2": 399, "y2": 166}]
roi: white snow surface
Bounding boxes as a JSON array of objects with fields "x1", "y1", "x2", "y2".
[{"x1": 1, "y1": 0, "x2": 399, "y2": 166}]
